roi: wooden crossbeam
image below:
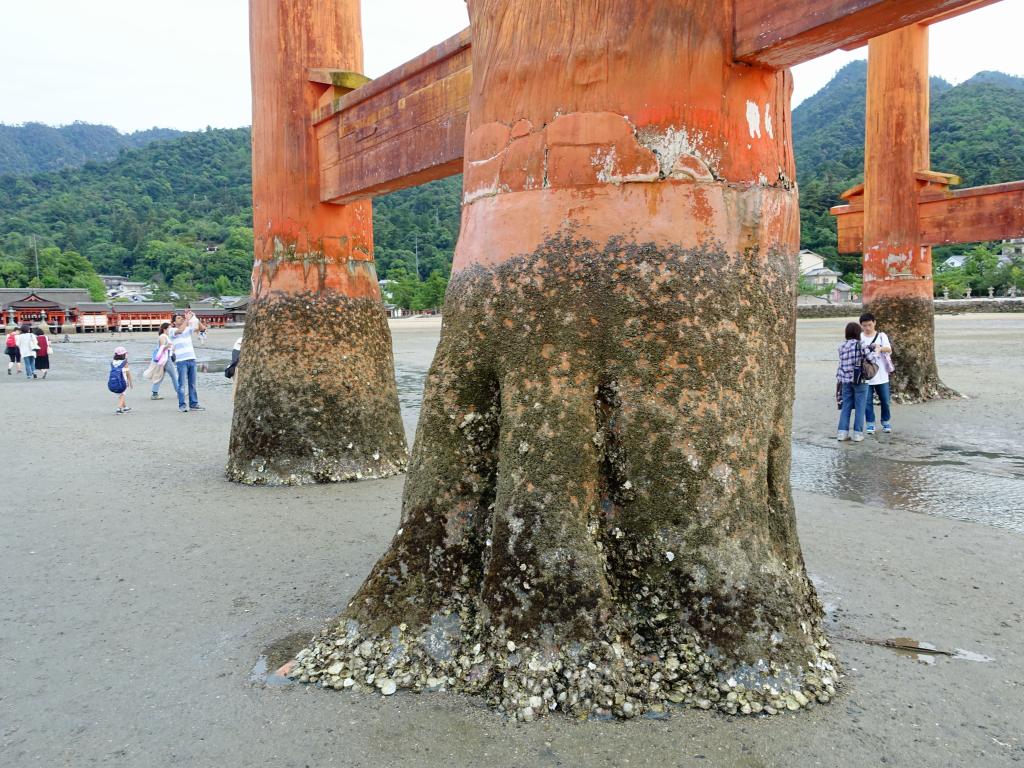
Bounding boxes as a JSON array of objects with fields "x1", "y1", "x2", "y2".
[
  {"x1": 734, "y1": 0, "x2": 1006, "y2": 68},
  {"x1": 831, "y1": 180, "x2": 1024, "y2": 251},
  {"x1": 316, "y1": 0, "x2": 1005, "y2": 204},
  {"x1": 316, "y1": 28, "x2": 471, "y2": 204}
]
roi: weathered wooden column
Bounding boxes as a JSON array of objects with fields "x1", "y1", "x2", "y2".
[
  {"x1": 293, "y1": 0, "x2": 835, "y2": 719},
  {"x1": 228, "y1": 0, "x2": 407, "y2": 485},
  {"x1": 863, "y1": 24, "x2": 953, "y2": 402}
]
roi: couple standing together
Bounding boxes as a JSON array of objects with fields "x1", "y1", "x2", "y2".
[
  {"x1": 835, "y1": 312, "x2": 893, "y2": 442},
  {"x1": 150, "y1": 311, "x2": 207, "y2": 412}
]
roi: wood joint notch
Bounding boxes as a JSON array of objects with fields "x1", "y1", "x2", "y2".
[{"x1": 309, "y1": 70, "x2": 373, "y2": 125}]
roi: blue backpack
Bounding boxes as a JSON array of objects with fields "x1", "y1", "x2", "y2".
[{"x1": 107, "y1": 362, "x2": 127, "y2": 394}]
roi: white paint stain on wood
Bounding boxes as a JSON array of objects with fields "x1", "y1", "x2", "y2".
[{"x1": 746, "y1": 101, "x2": 762, "y2": 140}]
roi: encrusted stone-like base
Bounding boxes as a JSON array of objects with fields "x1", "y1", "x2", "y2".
[
  {"x1": 292, "y1": 608, "x2": 838, "y2": 720},
  {"x1": 290, "y1": 233, "x2": 837, "y2": 719},
  {"x1": 227, "y1": 293, "x2": 407, "y2": 486},
  {"x1": 867, "y1": 294, "x2": 959, "y2": 404}
]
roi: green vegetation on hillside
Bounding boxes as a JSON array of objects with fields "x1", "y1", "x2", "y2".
[
  {"x1": 2, "y1": 64, "x2": 1023, "y2": 304},
  {"x1": 0, "y1": 127, "x2": 459, "y2": 307},
  {"x1": 794, "y1": 63, "x2": 1024, "y2": 291},
  {"x1": 0, "y1": 122, "x2": 183, "y2": 176}
]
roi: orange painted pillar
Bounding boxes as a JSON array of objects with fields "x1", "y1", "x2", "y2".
[
  {"x1": 304, "y1": 0, "x2": 835, "y2": 720},
  {"x1": 863, "y1": 24, "x2": 951, "y2": 401},
  {"x1": 228, "y1": 0, "x2": 407, "y2": 485}
]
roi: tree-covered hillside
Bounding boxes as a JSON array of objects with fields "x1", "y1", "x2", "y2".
[
  {"x1": 0, "y1": 127, "x2": 462, "y2": 303},
  {"x1": 2, "y1": 64, "x2": 1023, "y2": 302},
  {"x1": 794, "y1": 62, "x2": 1024, "y2": 277},
  {"x1": 0, "y1": 128, "x2": 254, "y2": 296},
  {"x1": 0, "y1": 122, "x2": 183, "y2": 176}
]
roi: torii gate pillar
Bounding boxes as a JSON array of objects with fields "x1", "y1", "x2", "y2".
[
  {"x1": 297, "y1": 0, "x2": 836, "y2": 719},
  {"x1": 862, "y1": 24, "x2": 953, "y2": 401},
  {"x1": 227, "y1": 0, "x2": 407, "y2": 485}
]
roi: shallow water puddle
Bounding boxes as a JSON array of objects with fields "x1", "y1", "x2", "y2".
[
  {"x1": 791, "y1": 441, "x2": 1024, "y2": 533},
  {"x1": 250, "y1": 631, "x2": 313, "y2": 686},
  {"x1": 249, "y1": 654, "x2": 293, "y2": 686}
]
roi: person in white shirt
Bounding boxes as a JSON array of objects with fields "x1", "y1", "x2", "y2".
[
  {"x1": 15, "y1": 325, "x2": 39, "y2": 380},
  {"x1": 859, "y1": 312, "x2": 893, "y2": 435},
  {"x1": 170, "y1": 310, "x2": 207, "y2": 413}
]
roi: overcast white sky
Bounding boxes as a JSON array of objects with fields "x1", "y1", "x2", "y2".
[{"x1": 1, "y1": 0, "x2": 1022, "y2": 133}]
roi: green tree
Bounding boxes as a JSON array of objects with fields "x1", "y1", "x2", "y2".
[
  {"x1": 797, "y1": 275, "x2": 831, "y2": 298},
  {"x1": 213, "y1": 275, "x2": 232, "y2": 296},
  {"x1": 411, "y1": 270, "x2": 448, "y2": 310}
]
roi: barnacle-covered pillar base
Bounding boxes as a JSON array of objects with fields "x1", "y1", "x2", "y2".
[
  {"x1": 228, "y1": 0, "x2": 407, "y2": 485},
  {"x1": 292, "y1": 0, "x2": 836, "y2": 717}
]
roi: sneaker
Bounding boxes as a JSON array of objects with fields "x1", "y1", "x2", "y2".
[
  {"x1": 151, "y1": 393, "x2": 162, "y2": 400},
  {"x1": 115, "y1": 408, "x2": 124, "y2": 414},
  {"x1": 866, "y1": 425, "x2": 875, "y2": 435},
  {"x1": 121, "y1": 407, "x2": 131, "y2": 413},
  {"x1": 189, "y1": 405, "x2": 205, "y2": 411},
  {"x1": 882, "y1": 423, "x2": 892, "y2": 433},
  {"x1": 179, "y1": 406, "x2": 189, "y2": 413},
  {"x1": 852, "y1": 432, "x2": 864, "y2": 442},
  {"x1": 837, "y1": 431, "x2": 850, "y2": 441}
]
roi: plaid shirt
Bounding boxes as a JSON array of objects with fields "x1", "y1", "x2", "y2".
[{"x1": 836, "y1": 339, "x2": 865, "y2": 383}]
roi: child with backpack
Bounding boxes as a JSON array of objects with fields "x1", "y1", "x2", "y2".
[{"x1": 108, "y1": 346, "x2": 133, "y2": 414}]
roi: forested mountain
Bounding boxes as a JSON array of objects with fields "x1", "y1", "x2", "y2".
[
  {"x1": 795, "y1": 62, "x2": 1024, "y2": 276},
  {"x1": 0, "y1": 122, "x2": 183, "y2": 176},
  {"x1": 2, "y1": 65, "x2": 1023, "y2": 302},
  {"x1": 0, "y1": 128, "x2": 253, "y2": 296},
  {"x1": 0, "y1": 126, "x2": 461, "y2": 302}
]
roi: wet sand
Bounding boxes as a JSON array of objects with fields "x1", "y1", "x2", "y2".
[{"x1": 1, "y1": 314, "x2": 1022, "y2": 767}]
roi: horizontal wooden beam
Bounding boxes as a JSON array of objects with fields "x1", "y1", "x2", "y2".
[
  {"x1": 734, "y1": 0, "x2": 1007, "y2": 69},
  {"x1": 831, "y1": 180, "x2": 1024, "y2": 252},
  {"x1": 314, "y1": 1, "x2": 1003, "y2": 204},
  {"x1": 317, "y1": 28, "x2": 471, "y2": 204}
]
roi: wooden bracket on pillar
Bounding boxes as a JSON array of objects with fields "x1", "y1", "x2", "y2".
[
  {"x1": 832, "y1": 174, "x2": 1024, "y2": 252},
  {"x1": 309, "y1": 70, "x2": 373, "y2": 123}
]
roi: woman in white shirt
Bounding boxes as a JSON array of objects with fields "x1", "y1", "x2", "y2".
[
  {"x1": 859, "y1": 312, "x2": 893, "y2": 434},
  {"x1": 150, "y1": 322, "x2": 178, "y2": 400}
]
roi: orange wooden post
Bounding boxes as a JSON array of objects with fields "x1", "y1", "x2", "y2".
[
  {"x1": 228, "y1": 0, "x2": 407, "y2": 485},
  {"x1": 300, "y1": 0, "x2": 838, "y2": 720},
  {"x1": 862, "y1": 24, "x2": 953, "y2": 401}
]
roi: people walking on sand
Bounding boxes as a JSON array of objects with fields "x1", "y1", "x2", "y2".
[
  {"x1": 147, "y1": 322, "x2": 178, "y2": 400},
  {"x1": 108, "y1": 346, "x2": 133, "y2": 414},
  {"x1": 34, "y1": 328, "x2": 51, "y2": 379},
  {"x1": 170, "y1": 310, "x2": 207, "y2": 413},
  {"x1": 859, "y1": 312, "x2": 894, "y2": 435},
  {"x1": 16, "y1": 324, "x2": 39, "y2": 380},
  {"x1": 836, "y1": 321, "x2": 868, "y2": 442},
  {"x1": 5, "y1": 327, "x2": 22, "y2": 375}
]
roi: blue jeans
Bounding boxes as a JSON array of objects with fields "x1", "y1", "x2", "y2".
[
  {"x1": 175, "y1": 359, "x2": 198, "y2": 408},
  {"x1": 24, "y1": 355, "x2": 36, "y2": 379},
  {"x1": 152, "y1": 358, "x2": 178, "y2": 395},
  {"x1": 864, "y1": 382, "x2": 892, "y2": 427},
  {"x1": 838, "y1": 381, "x2": 868, "y2": 434}
]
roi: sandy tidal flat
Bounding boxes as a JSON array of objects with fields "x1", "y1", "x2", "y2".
[{"x1": 0, "y1": 314, "x2": 1022, "y2": 767}]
